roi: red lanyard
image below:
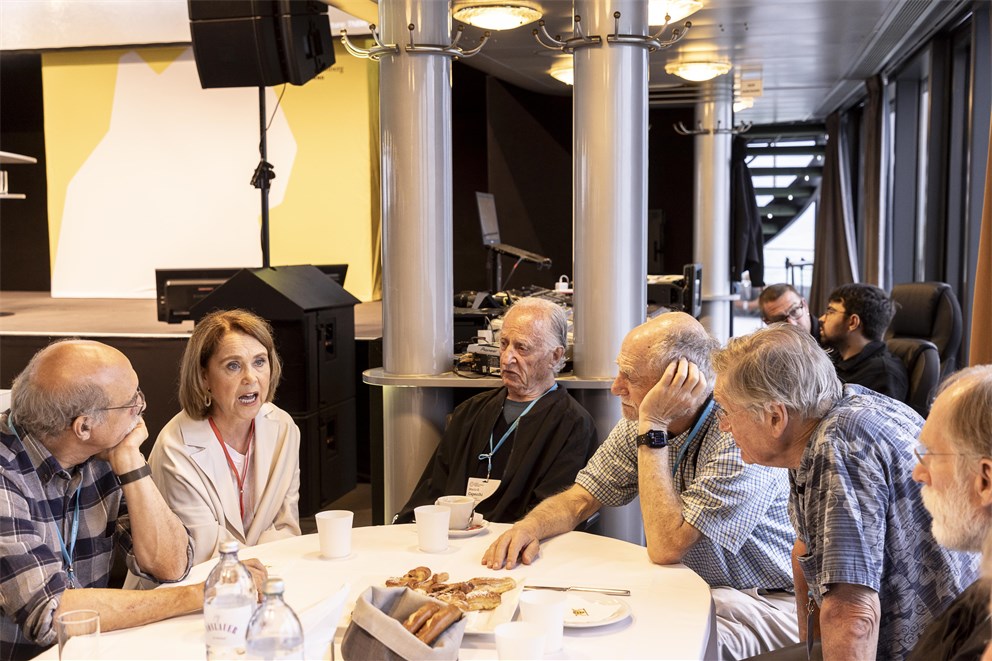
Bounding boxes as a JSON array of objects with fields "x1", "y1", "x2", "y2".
[{"x1": 208, "y1": 418, "x2": 255, "y2": 521}]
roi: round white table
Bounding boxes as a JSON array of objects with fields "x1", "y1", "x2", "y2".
[{"x1": 37, "y1": 523, "x2": 715, "y2": 660}]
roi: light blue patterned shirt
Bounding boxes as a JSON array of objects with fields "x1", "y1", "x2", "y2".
[
  {"x1": 576, "y1": 405, "x2": 795, "y2": 591},
  {"x1": 789, "y1": 385, "x2": 980, "y2": 661}
]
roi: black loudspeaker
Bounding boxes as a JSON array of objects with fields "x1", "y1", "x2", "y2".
[{"x1": 188, "y1": 0, "x2": 335, "y2": 89}]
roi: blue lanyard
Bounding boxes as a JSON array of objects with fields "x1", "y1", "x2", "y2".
[
  {"x1": 54, "y1": 482, "x2": 82, "y2": 589},
  {"x1": 671, "y1": 399, "x2": 715, "y2": 477},
  {"x1": 479, "y1": 383, "x2": 558, "y2": 479},
  {"x1": 8, "y1": 414, "x2": 83, "y2": 588}
]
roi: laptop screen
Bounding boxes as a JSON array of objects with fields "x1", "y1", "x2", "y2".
[{"x1": 476, "y1": 192, "x2": 501, "y2": 246}]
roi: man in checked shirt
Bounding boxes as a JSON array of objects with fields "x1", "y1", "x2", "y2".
[
  {"x1": 0, "y1": 340, "x2": 266, "y2": 660},
  {"x1": 483, "y1": 312, "x2": 799, "y2": 659}
]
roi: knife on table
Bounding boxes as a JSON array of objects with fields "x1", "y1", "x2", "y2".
[{"x1": 523, "y1": 585, "x2": 631, "y2": 596}]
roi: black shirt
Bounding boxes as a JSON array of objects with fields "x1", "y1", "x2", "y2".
[
  {"x1": 908, "y1": 579, "x2": 991, "y2": 661},
  {"x1": 834, "y1": 340, "x2": 909, "y2": 401}
]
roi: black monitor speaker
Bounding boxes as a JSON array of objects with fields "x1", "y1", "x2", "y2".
[{"x1": 188, "y1": 0, "x2": 335, "y2": 89}]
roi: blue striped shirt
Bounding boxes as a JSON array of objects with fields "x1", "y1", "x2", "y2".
[
  {"x1": 789, "y1": 385, "x2": 980, "y2": 660},
  {"x1": 576, "y1": 407, "x2": 795, "y2": 591},
  {"x1": 0, "y1": 415, "x2": 192, "y2": 660}
]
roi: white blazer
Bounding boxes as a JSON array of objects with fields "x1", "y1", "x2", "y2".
[{"x1": 148, "y1": 402, "x2": 301, "y2": 567}]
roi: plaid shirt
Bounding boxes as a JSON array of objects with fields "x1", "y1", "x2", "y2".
[
  {"x1": 0, "y1": 413, "x2": 192, "y2": 660},
  {"x1": 790, "y1": 385, "x2": 979, "y2": 660},
  {"x1": 575, "y1": 406, "x2": 795, "y2": 591}
]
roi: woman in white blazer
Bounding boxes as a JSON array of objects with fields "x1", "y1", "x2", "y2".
[{"x1": 148, "y1": 309, "x2": 301, "y2": 568}]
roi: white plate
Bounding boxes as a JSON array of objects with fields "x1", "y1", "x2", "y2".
[
  {"x1": 463, "y1": 576, "x2": 524, "y2": 634},
  {"x1": 563, "y1": 592, "x2": 632, "y2": 628},
  {"x1": 449, "y1": 516, "x2": 490, "y2": 538}
]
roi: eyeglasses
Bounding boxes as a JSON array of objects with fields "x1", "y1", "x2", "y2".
[
  {"x1": 714, "y1": 405, "x2": 755, "y2": 425},
  {"x1": 822, "y1": 305, "x2": 846, "y2": 318},
  {"x1": 95, "y1": 388, "x2": 146, "y2": 416},
  {"x1": 762, "y1": 300, "x2": 806, "y2": 324},
  {"x1": 913, "y1": 442, "x2": 985, "y2": 465}
]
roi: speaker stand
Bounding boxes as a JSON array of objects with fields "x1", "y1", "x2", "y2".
[{"x1": 251, "y1": 86, "x2": 273, "y2": 268}]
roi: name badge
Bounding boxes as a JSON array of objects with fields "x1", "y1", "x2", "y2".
[{"x1": 466, "y1": 477, "x2": 501, "y2": 503}]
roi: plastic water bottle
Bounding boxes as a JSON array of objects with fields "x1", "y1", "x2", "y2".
[
  {"x1": 204, "y1": 541, "x2": 256, "y2": 660},
  {"x1": 246, "y1": 578, "x2": 304, "y2": 660}
]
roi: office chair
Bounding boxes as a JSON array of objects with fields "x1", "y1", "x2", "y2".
[
  {"x1": 886, "y1": 337, "x2": 940, "y2": 417},
  {"x1": 886, "y1": 282, "x2": 962, "y2": 379}
]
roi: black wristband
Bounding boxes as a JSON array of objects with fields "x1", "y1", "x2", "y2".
[{"x1": 117, "y1": 463, "x2": 151, "y2": 486}]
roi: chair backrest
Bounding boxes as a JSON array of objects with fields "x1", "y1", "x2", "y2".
[
  {"x1": 886, "y1": 337, "x2": 940, "y2": 417},
  {"x1": 887, "y1": 281, "x2": 962, "y2": 379}
]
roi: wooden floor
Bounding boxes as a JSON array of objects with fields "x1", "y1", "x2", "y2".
[{"x1": 0, "y1": 291, "x2": 383, "y2": 338}]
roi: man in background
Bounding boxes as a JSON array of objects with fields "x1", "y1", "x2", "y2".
[
  {"x1": 819, "y1": 283, "x2": 908, "y2": 400},
  {"x1": 758, "y1": 283, "x2": 820, "y2": 340}
]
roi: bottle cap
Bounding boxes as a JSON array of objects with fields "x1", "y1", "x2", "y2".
[
  {"x1": 218, "y1": 540, "x2": 240, "y2": 554},
  {"x1": 263, "y1": 578, "x2": 285, "y2": 595}
]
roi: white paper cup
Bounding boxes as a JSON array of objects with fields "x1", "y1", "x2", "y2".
[
  {"x1": 495, "y1": 621, "x2": 546, "y2": 660},
  {"x1": 519, "y1": 590, "x2": 567, "y2": 652},
  {"x1": 414, "y1": 505, "x2": 450, "y2": 553},
  {"x1": 315, "y1": 510, "x2": 354, "y2": 558},
  {"x1": 435, "y1": 495, "x2": 476, "y2": 530},
  {"x1": 57, "y1": 610, "x2": 100, "y2": 661}
]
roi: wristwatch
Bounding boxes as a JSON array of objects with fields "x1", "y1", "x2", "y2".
[
  {"x1": 117, "y1": 463, "x2": 152, "y2": 486},
  {"x1": 635, "y1": 430, "x2": 669, "y2": 449}
]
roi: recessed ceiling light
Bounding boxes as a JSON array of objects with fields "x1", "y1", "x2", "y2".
[
  {"x1": 452, "y1": 3, "x2": 542, "y2": 31},
  {"x1": 665, "y1": 60, "x2": 732, "y2": 82},
  {"x1": 649, "y1": 0, "x2": 703, "y2": 25}
]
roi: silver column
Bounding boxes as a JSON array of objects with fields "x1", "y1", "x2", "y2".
[
  {"x1": 379, "y1": 0, "x2": 453, "y2": 522},
  {"x1": 694, "y1": 78, "x2": 733, "y2": 342},
  {"x1": 572, "y1": 0, "x2": 648, "y2": 544}
]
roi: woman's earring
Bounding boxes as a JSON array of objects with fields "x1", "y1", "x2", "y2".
[{"x1": 205, "y1": 392, "x2": 212, "y2": 408}]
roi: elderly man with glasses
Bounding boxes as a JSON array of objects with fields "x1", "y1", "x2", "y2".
[
  {"x1": 712, "y1": 325, "x2": 978, "y2": 661},
  {"x1": 0, "y1": 340, "x2": 266, "y2": 661},
  {"x1": 758, "y1": 283, "x2": 820, "y2": 340},
  {"x1": 906, "y1": 366, "x2": 992, "y2": 660}
]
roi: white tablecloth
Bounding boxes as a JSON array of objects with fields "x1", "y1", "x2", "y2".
[{"x1": 37, "y1": 523, "x2": 715, "y2": 660}]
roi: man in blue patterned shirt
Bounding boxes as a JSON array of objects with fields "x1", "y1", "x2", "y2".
[
  {"x1": 712, "y1": 324, "x2": 979, "y2": 661},
  {"x1": 0, "y1": 340, "x2": 266, "y2": 660},
  {"x1": 483, "y1": 313, "x2": 798, "y2": 659}
]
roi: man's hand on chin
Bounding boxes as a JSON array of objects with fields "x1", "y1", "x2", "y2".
[{"x1": 101, "y1": 418, "x2": 149, "y2": 473}]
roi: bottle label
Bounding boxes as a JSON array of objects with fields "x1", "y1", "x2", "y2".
[{"x1": 205, "y1": 601, "x2": 253, "y2": 656}]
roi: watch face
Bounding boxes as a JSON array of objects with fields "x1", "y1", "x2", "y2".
[{"x1": 637, "y1": 431, "x2": 668, "y2": 448}]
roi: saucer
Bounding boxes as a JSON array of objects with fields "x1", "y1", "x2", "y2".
[{"x1": 449, "y1": 515, "x2": 490, "y2": 538}]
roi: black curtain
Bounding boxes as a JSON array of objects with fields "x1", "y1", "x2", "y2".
[{"x1": 730, "y1": 136, "x2": 764, "y2": 286}]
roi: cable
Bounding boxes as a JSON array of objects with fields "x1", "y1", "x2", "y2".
[{"x1": 265, "y1": 84, "x2": 288, "y2": 132}]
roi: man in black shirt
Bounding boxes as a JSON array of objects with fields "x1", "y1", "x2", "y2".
[
  {"x1": 909, "y1": 366, "x2": 992, "y2": 661},
  {"x1": 818, "y1": 283, "x2": 908, "y2": 401}
]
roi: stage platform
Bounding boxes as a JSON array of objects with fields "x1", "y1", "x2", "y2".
[
  {"x1": 0, "y1": 291, "x2": 383, "y2": 339},
  {"x1": 0, "y1": 292, "x2": 383, "y2": 457}
]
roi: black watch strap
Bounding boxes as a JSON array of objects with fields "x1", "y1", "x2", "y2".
[
  {"x1": 635, "y1": 429, "x2": 669, "y2": 449},
  {"x1": 117, "y1": 463, "x2": 151, "y2": 486}
]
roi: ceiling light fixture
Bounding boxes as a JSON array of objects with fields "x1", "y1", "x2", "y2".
[
  {"x1": 452, "y1": 3, "x2": 542, "y2": 31},
  {"x1": 665, "y1": 59, "x2": 732, "y2": 82},
  {"x1": 549, "y1": 62, "x2": 574, "y2": 85},
  {"x1": 649, "y1": 0, "x2": 703, "y2": 25}
]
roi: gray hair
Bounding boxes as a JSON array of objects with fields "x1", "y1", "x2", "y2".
[
  {"x1": 712, "y1": 324, "x2": 842, "y2": 418},
  {"x1": 933, "y1": 365, "x2": 992, "y2": 474},
  {"x1": 643, "y1": 313, "x2": 720, "y2": 385},
  {"x1": 9, "y1": 339, "x2": 110, "y2": 441},
  {"x1": 505, "y1": 297, "x2": 569, "y2": 373}
]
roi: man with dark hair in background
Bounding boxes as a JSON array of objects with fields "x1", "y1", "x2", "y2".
[{"x1": 819, "y1": 283, "x2": 908, "y2": 401}]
